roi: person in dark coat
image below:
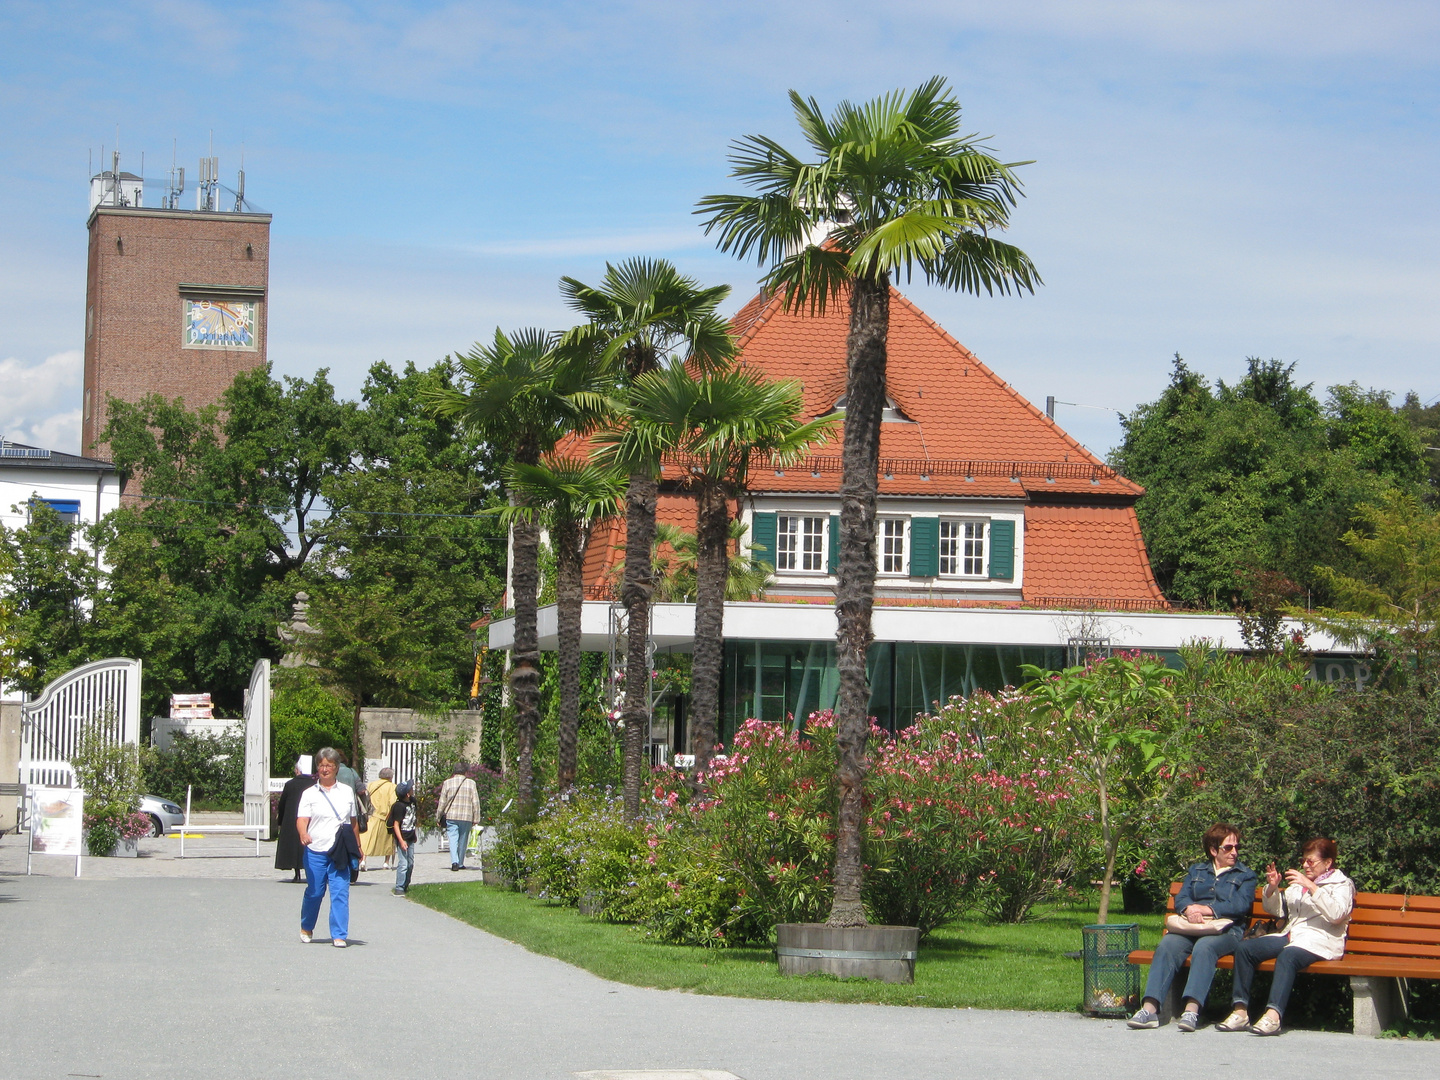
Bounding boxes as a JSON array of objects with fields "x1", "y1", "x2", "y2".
[{"x1": 274, "y1": 756, "x2": 316, "y2": 882}]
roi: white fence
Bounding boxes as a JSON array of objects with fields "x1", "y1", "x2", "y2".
[
  {"x1": 19, "y1": 658, "x2": 142, "y2": 787},
  {"x1": 243, "y1": 659, "x2": 271, "y2": 840},
  {"x1": 382, "y1": 735, "x2": 433, "y2": 787}
]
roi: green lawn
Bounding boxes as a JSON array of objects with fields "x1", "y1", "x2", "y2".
[{"x1": 410, "y1": 882, "x2": 1165, "y2": 1011}]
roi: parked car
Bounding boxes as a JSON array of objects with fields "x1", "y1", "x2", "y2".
[{"x1": 139, "y1": 795, "x2": 186, "y2": 837}]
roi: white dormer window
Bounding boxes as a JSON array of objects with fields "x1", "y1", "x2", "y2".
[
  {"x1": 824, "y1": 394, "x2": 914, "y2": 423},
  {"x1": 879, "y1": 517, "x2": 907, "y2": 574},
  {"x1": 939, "y1": 519, "x2": 986, "y2": 577},
  {"x1": 777, "y1": 514, "x2": 826, "y2": 571}
]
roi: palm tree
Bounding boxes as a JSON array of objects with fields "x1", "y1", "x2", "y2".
[
  {"x1": 651, "y1": 521, "x2": 773, "y2": 603},
  {"x1": 610, "y1": 366, "x2": 835, "y2": 773},
  {"x1": 697, "y1": 78, "x2": 1040, "y2": 927},
  {"x1": 424, "y1": 328, "x2": 604, "y2": 816},
  {"x1": 560, "y1": 258, "x2": 735, "y2": 820},
  {"x1": 498, "y1": 460, "x2": 624, "y2": 788}
]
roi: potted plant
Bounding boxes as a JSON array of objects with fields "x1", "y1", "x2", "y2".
[{"x1": 70, "y1": 717, "x2": 147, "y2": 857}]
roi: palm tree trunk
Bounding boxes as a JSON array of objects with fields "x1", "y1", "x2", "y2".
[
  {"x1": 510, "y1": 511, "x2": 542, "y2": 819},
  {"x1": 554, "y1": 518, "x2": 584, "y2": 790},
  {"x1": 621, "y1": 468, "x2": 658, "y2": 820},
  {"x1": 827, "y1": 273, "x2": 889, "y2": 928},
  {"x1": 690, "y1": 480, "x2": 730, "y2": 774}
]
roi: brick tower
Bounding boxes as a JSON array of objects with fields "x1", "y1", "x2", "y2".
[{"x1": 81, "y1": 156, "x2": 271, "y2": 458}]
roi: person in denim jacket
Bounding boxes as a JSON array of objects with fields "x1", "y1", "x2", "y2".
[{"x1": 1129, "y1": 823, "x2": 1258, "y2": 1031}]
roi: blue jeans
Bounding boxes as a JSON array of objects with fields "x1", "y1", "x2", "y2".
[
  {"x1": 446, "y1": 820, "x2": 473, "y2": 867},
  {"x1": 395, "y1": 840, "x2": 416, "y2": 892},
  {"x1": 1231, "y1": 935, "x2": 1323, "y2": 1017},
  {"x1": 1143, "y1": 929, "x2": 1240, "y2": 1009},
  {"x1": 302, "y1": 847, "x2": 350, "y2": 942}
]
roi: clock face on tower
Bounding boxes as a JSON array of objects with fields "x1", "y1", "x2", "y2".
[{"x1": 182, "y1": 298, "x2": 258, "y2": 349}]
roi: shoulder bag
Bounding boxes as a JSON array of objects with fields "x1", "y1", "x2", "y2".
[{"x1": 1244, "y1": 889, "x2": 1290, "y2": 939}]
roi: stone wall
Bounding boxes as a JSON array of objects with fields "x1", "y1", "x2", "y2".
[{"x1": 358, "y1": 707, "x2": 484, "y2": 781}]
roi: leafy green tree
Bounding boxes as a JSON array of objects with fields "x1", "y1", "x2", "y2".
[
  {"x1": 97, "y1": 367, "x2": 356, "y2": 714},
  {"x1": 698, "y1": 77, "x2": 1039, "y2": 926},
  {"x1": 1309, "y1": 491, "x2": 1440, "y2": 689},
  {"x1": 498, "y1": 460, "x2": 624, "y2": 788},
  {"x1": 0, "y1": 502, "x2": 100, "y2": 696},
  {"x1": 302, "y1": 359, "x2": 508, "y2": 764},
  {"x1": 1022, "y1": 654, "x2": 1185, "y2": 923},
  {"x1": 560, "y1": 259, "x2": 736, "y2": 820},
  {"x1": 1111, "y1": 356, "x2": 1426, "y2": 610},
  {"x1": 270, "y1": 668, "x2": 355, "y2": 775},
  {"x1": 1397, "y1": 392, "x2": 1440, "y2": 497},
  {"x1": 425, "y1": 329, "x2": 605, "y2": 815}
]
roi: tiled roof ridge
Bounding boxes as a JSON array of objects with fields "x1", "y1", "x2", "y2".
[
  {"x1": 729, "y1": 289, "x2": 786, "y2": 354},
  {"x1": 885, "y1": 288, "x2": 1143, "y2": 496}
]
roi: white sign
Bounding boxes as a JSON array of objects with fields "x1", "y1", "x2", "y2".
[{"x1": 30, "y1": 787, "x2": 84, "y2": 856}]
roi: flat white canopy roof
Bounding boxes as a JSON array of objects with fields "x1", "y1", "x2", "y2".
[{"x1": 487, "y1": 601, "x2": 1346, "y2": 655}]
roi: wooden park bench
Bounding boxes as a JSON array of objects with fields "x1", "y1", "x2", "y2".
[{"x1": 1128, "y1": 880, "x2": 1440, "y2": 1036}]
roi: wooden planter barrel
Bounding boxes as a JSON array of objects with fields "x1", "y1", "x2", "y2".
[{"x1": 776, "y1": 923, "x2": 919, "y2": 984}]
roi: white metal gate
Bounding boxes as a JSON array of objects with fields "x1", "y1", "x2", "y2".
[
  {"x1": 382, "y1": 736, "x2": 433, "y2": 787},
  {"x1": 19, "y1": 658, "x2": 142, "y2": 787},
  {"x1": 243, "y1": 659, "x2": 271, "y2": 840}
]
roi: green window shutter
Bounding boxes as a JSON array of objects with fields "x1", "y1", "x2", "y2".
[
  {"x1": 827, "y1": 515, "x2": 840, "y2": 574},
  {"x1": 988, "y1": 519, "x2": 1015, "y2": 580},
  {"x1": 909, "y1": 516, "x2": 939, "y2": 577},
  {"x1": 751, "y1": 512, "x2": 777, "y2": 568}
]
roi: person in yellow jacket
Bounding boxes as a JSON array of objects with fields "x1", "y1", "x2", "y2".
[{"x1": 359, "y1": 767, "x2": 398, "y2": 871}]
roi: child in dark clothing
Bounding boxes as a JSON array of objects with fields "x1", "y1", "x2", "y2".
[{"x1": 389, "y1": 781, "x2": 419, "y2": 895}]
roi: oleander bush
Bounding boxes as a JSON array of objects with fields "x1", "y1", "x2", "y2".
[{"x1": 493, "y1": 703, "x2": 1093, "y2": 945}]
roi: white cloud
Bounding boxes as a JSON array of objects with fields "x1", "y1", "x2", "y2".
[{"x1": 0, "y1": 351, "x2": 83, "y2": 454}]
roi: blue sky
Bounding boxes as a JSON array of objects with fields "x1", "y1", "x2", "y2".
[{"x1": 2, "y1": 1, "x2": 1437, "y2": 459}]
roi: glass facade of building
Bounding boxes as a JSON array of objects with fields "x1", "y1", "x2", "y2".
[{"x1": 720, "y1": 639, "x2": 1070, "y2": 739}]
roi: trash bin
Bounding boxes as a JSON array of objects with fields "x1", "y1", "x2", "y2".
[{"x1": 1082, "y1": 922, "x2": 1140, "y2": 1016}]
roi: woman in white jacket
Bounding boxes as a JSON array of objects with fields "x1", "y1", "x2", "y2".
[{"x1": 1217, "y1": 837, "x2": 1355, "y2": 1035}]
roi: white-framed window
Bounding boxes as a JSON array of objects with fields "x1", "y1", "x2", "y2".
[
  {"x1": 939, "y1": 519, "x2": 986, "y2": 577},
  {"x1": 777, "y1": 514, "x2": 826, "y2": 571},
  {"x1": 880, "y1": 517, "x2": 907, "y2": 574}
]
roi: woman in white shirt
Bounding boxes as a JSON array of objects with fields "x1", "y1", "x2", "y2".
[
  {"x1": 1216, "y1": 837, "x2": 1355, "y2": 1035},
  {"x1": 296, "y1": 747, "x2": 361, "y2": 948}
]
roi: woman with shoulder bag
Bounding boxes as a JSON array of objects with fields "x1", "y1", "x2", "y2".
[
  {"x1": 1215, "y1": 837, "x2": 1355, "y2": 1036},
  {"x1": 1128, "y1": 823, "x2": 1258, "y2": 1032},
  {"x1": 295, "y1": 747, "x2": 362, "y2": 948}
]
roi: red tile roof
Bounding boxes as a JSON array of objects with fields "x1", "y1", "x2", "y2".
[
  {"x1": 729, "y1": 286, "x2": 1142, "y2": 498},
  {"x1": 1022, "y1": 503, "x2": 1167, "y2": 607},
  {"x1": 572, "y1": 282, "x2": 1162, "y2": 610}
]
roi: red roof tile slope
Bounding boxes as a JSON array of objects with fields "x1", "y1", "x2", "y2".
[
  {"x1": 1022, "y1": 504, "x2": 1167, "y2": 608},
  {"x1": 731, "y1": 287, "x2": 1142, "y2": 498}
]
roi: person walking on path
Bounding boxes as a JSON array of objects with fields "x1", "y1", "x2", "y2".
[
  {"x1": 274, "y1": 755, "x2": 315, "y2": 883},
  {"x1": 436, "y1": 765, "x2": 480, "y2": 871},
  {"x1": 361, "y1": 767, "x2": 398, "y2": 872},
  {"x1": 389, "y1": 780, "x2": 418, "y2": 895},
  {"x1": 296, "y1": 747, "x2": 361, "y2": 948}
]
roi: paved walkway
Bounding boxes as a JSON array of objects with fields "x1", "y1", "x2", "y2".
[{"x1": 0, "y1": 832, "x2": 1433, "y2": 1080}]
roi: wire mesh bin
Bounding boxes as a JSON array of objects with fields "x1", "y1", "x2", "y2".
[{"x1": 1082, "y1": 923, "x2": 1140, "y2": 1016}]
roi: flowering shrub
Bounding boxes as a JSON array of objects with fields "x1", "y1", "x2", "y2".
[
  {"x1": 916, "y1": 692, "x2": 1094, "y2": 922},
  {"x1": 493, "y1": 702, "x2": 1093, "y2": 944}
]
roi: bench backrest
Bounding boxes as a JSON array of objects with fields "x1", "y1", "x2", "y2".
[{"x1": 1164, "y1": 880, "x2": 1440, "y2": 962}]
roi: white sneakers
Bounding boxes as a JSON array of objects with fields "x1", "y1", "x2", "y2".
[
  {"x1": 332, "y1": 939, "x2": 348, "y2": 949},
  {"x1": 300, "y1": 929, "x2": 313, "y2": 944}
]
